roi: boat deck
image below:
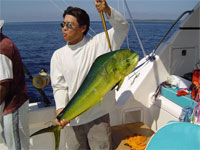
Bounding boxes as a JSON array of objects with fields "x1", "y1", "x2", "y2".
[
  {"x1": 111, "y1": 122, "x2": 154, "y2": 149},
  {"x1": 0, "y1": 122, "x2": 154, "y2": 150}
]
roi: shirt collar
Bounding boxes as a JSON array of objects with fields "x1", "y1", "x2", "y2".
[{"x1": 67, "y1": 37, "x2": 87, "y2": 50}]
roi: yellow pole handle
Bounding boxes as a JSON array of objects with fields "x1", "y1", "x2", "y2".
[{"x1": 100, "y1": 11, "x2": 112, "y2": 51}]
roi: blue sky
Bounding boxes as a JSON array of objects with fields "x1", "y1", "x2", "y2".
[{"x1": 0, "y1": 0, "x2": 199, "y2": 22}]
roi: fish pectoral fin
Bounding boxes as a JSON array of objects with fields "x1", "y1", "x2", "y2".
[
  {"x1": 111, "y1": 78, "x2": 125, "y2": 91},
  {"x1": 98, "y1": 98, "x2": 103, "y2": 105},
  {"x1": 116, "y1": 78, "x2": 125, "y2": 91},
  {"x1": 111, "y1": 81, "x2": 120, "y2": 90},
  {"x1": 30, "y1": 125, "x2": 61, "y2": 150}
]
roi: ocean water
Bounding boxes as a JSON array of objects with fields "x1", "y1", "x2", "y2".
[{"x1": 3, "y1": 21, "x2": 179, "y2": 105}]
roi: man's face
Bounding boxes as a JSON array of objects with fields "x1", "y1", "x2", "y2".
[{"x1": 61, "y1": 15, "x2": 86, "y2": 45}]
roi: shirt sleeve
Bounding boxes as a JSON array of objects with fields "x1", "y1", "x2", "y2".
[
  {"x1": 50, "y1": 52, "x2": 68, "y2": 110},
  {"x1": 92, "y1": 6, "x2": 130, "y2": 54},
  {"x1": 107, "y1": 7, "x2": 130, "y2": 50},
  {"x1": 0, "y1": 54, "x2": 13, "y2": 82}
]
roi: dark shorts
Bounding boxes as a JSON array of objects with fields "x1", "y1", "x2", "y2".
[{"x1": 64, "y1": 114, "x2": 112, "y2": 150}]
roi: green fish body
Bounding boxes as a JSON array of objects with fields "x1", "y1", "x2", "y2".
[{"x1": 31, "y1": 49, "x2": 139, "y2": 150}]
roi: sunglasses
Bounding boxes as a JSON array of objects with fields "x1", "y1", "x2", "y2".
[{"x1": 60, "y1": 22, "x2": 76, "y2": 29}]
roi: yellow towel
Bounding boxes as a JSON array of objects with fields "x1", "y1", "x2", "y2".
[{"x1": 125, "y1": 135, "x2": 147, "y2": 150}]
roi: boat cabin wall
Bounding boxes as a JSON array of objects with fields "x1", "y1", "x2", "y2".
[
  {"x1": 111, "y1": 3, "x2": 200, "y2": 132},
  {"x1": 157, "y1": 2, "x2": 200, "y2": 77}
]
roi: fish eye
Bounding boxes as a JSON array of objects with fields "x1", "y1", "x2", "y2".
[{"x1": 126, "y1": 59, "x2": 130, "y2": 66}]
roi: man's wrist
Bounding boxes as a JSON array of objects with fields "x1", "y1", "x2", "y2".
[{"x1": 105, "y1": 6, "x2": 111, "y2": 16}]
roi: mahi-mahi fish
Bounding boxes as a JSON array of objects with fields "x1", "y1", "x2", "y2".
[{"x1": 31, "y1": 49, "x2": 139, "y2": 150}]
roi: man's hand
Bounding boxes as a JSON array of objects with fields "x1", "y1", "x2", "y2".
[
  {"x1": 54, "y1": 108, "x2": 70, "y2": 129},
  {"x1": 94, "y1": 0, "x2": 111, "y2": 16}
]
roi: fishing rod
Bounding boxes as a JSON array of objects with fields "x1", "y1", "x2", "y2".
[
  {"x1": 100, "y1": 11, "x2": 112, "y2": 51},
  {"x1": 23, "y1": 64, "x2": 51, "y2": 106},
  {"x1": 97, "y1": 0, "x2": 112, "y2": 51}
]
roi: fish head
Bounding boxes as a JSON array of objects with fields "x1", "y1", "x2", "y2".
[{"x1": 115, "y1": 49, "x2": 139, "y2": 77}]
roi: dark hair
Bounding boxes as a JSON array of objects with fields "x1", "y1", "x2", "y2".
[{"x1": 63, "y1": 6, "x2": 90, "y2": 35}]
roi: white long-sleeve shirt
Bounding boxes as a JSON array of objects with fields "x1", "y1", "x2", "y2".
[{"x1": 50, "y1": 7, "x2": 129, "y2": 126}]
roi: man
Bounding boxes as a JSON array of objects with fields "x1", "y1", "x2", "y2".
[
  {"x1": 50, "y1": 0, "x2": 129, "y2": 149},
  {"x1": 0, "y1": 20, "x2": 29, "y2": 150}
]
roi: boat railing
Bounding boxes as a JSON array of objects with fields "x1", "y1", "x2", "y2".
[{"x1": 151, "y1": 9, "x2": 194, "y2": 56}]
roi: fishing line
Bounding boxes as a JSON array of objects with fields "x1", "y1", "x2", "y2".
[
  {"x1": 123, "y1": 0, "x2": 146, "y2": 57},
  {"x1": 117, "y1": 0, "x2": 120, "y2": 11},
  {"x1": 68, "y1": 0, "x2": 97, "y2": 36},
  {"x1": 122, "y1": 0, "x2": 130, "y2": 50},
  {"x1": 48, "y1": 0, "x2": 95, "y2": 37},
  {"x1": 49, "y1": 0, "x2": 64, "y2": 13},
  {"x1": 89, "y1": 27, "x2": 97, "y2": 35},
  {"x1": 62, "y1": 0, "x2": 69, "y2": 6}
]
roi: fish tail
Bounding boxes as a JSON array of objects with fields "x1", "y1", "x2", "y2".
[{"x1": 30, "y1": 125, "x2": 61, "y2": 150}]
